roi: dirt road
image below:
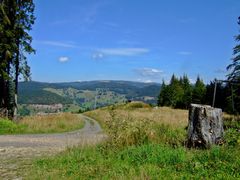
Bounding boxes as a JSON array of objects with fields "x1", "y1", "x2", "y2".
[{"x1": 0, "y1": 114, "x2": 106, "y2": 179}]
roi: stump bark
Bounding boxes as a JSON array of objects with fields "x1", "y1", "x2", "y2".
[{"x1": 187, "y1": 104, "x2": 224, "y2": 148}]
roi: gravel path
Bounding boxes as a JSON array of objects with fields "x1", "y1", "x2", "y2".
[{"x1": 0, "y1": 114, "x2": 106, "y2": 179}]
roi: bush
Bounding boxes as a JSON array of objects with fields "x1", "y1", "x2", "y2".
[
  {"x1": 125, "y1": 101, "x2": 151, "y2": 109},
  {"x1": 0, "y1": 119, "x2": 18, "y2": 134}
]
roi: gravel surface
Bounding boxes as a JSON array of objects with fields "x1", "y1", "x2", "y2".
[{"x1": 0, "y1": 114, "x2": 106, "y2": 179}]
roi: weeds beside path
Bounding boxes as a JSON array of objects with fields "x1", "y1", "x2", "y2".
[{"x1": 0, "y1": 114, "x2": 106, "y2": 179}]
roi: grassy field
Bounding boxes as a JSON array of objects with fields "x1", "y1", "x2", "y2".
[
  {"x1": 25, "y1": 102, "x2": 240, "y2": 179},
  {"x1": 0, "y1": 113, "x2": 84, "y2": 134}
]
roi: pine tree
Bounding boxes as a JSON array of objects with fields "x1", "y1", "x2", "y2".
[
  {"x1": 227, "y1": 17, "x2": 240, "y2": 81},
  {"x1": 169, "y1": 74, "x2": 184, "y2": 108},
  {"x1": 181, "y1": 74, "x2": 192, "y2": 109},
  {"x1": 158, "y1": 80, "x2": 172, "y2": 106},
  {"x1": 0, "y1": 0, "x2": 35, "y2": 119},
  {"x1": 192, "y1": 76, "x2": 206, "y2": 104}
]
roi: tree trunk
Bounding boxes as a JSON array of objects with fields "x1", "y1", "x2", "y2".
[
  {"x1": 13, "y1": 40, "x2": 20, "y2": 119},
  {"x1": 187, "y1": 104, "x2": 224, "y2": 148},
  {"x1": 0, "y1": 77, "x2": 8, "y2": 117}
]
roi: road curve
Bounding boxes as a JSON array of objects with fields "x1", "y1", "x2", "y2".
[
  {"x1": 0, "y1": 114, "x2": 106, "y2": 179},
  {"x1": 0, "y1": 114, "x2": 105, "y2": 149}
]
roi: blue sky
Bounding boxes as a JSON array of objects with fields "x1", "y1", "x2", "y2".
[{"x1": 28, "y1": 0, "x2": 240, "y2": 83}]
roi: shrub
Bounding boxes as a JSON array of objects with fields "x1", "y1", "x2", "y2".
[
  {"x1": 124, "y1": 101, "x2": 151, "y2": 110},
  {"x1": 0, "y1": 119, "x2": 19, "y2": 134}
]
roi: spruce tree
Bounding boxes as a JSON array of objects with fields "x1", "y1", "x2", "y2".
[
  {"x1": 0, "y1": 0, "x2": 35, "y2": 119},
  {"x1": 181, "y1": 74, "x2": 192, "y2": 109},
  {"x1": 226, "y1": 17, "x2": 240, "y2": 114},
  {"x1": 158, "y1": 80, "x2": 172, "y2": 106},
  {"x1": 192, "y1": 76, "x2": 206, "y2": 104},
  {"x1": 227, "y1": 17, "x2": 240, "y2": 81}
]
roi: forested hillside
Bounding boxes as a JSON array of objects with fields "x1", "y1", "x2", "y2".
[{"x1": 18, "y1": 81, "x2": 161, "y2": 114}]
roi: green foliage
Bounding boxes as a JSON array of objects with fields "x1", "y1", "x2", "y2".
[
  {"x1": 18, "y1": 89, "x2": 72, "y2": 105},
  {"x1": 0, "y1": 118, "x2": 18, "y2": 133},
  {"x1": 225, "y1": 128, "x2": 240, "y2": 147},
  {"x1": 158, "y1": 74, "x2": 195, "y2": 109},
  {"x1": 124, "y1": 101, "x2": 151, "y2": 109},
  {"x1": 18, "y1": 105, "x2": 30, "y2": 116},
  {"x1": 0, "y1": 118, "x2": 26, "y2": 134},
  {"x1": 0, "y1": 0, "x2": 35, "y2": 119},
  {"x1": 227, "y1": 17, "x2": 240, "y2": 81},
  {"x1": 192, "y1": 76, "x2": 206, "y2": 104}
]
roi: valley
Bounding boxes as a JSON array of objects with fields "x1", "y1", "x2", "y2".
[{"x1": 18, "y1": 80, "x2": 161, "y2": 115}]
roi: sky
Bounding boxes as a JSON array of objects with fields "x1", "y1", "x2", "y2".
[{"x1": 28, "y1": 0, "x2": 240, "y2": 83}]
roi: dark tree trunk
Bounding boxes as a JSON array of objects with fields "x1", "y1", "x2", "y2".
[{"x1": 0, "y1": 76, "x2": 8, "y2": 117}]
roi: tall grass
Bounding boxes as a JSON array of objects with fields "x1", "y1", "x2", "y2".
[
  {"x1": 0, "y1": 113, "x2": 84, "y2": 134},
  {"x1": 85, "y1": 104, "x2": 188, "y2": 129},
  {"x1": 27, "y1": 102, "x2": 240, "y2": 179},
  {"x1": 85, "y1": 103, "x2": 188, "y2": 149}
]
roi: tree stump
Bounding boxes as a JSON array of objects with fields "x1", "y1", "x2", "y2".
[{"x1": 187, "y1": 104, "x2": 224, "y2": 148}]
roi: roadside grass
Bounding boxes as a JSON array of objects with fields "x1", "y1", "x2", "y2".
[
  {"x1": 27, "y1": 102, "x2": 240, "y2": 179},
  {"x1": 29, "y1": 144, "x2": 240, "y2": 179},
  {"x1": 0, "y1": 113, "x2": 84, "y2": 134}
]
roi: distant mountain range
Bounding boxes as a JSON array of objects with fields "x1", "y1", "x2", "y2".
[{"x1": 18, "y1": 80, "x2": 161, "y2": 112}]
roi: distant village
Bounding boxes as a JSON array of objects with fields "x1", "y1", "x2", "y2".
[{"x1": 29, "y1": 104, "x2": 63, "y2": 114}]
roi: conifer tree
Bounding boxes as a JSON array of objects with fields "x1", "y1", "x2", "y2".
[
  {"x1": 227, "y1": 17, "x2": 240, "y2": 81},
  {"x1": 0, "y1": 0, "x2": 35, "y2": 119},
  {"x1": 181, "y1": 74, "x2": 192, "y2": 109},
  {"x1": 158, "y1": 80, "x2": 172, "y2": 106},
  {"x1": 192, "y1": 76, "x2": 206, "y2": 104}
]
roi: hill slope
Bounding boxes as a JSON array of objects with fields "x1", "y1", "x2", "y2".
[{"x1": 18, "y1": 80, "x2": 161, "y2": 112}]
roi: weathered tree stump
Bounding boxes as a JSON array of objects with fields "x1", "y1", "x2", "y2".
[{"x1": 187, "y1": 104, "x2": 224, "y2": 148}]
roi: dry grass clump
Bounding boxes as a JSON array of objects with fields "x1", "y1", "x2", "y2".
[
  {"x1": 85, "y1": 104, "x2": 188, "y2": 129},
  {"x1": 85, "y1": 103, "x2": 188, "y2": 148},
  {"x1": 19, "y1": 113, "x2": 84, "y2": 133}
]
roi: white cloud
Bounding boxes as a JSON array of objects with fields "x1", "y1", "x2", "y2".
[
  {"x1": 178, "y1": 51, "x2": 192, "y2": 55},
  {"x1": 58, "y1": 56, "x2": 70, "y2": 63},
  {"x1": 137, "y1": 79, "x2": 155, "y2": 83},
  {"x1": 144, "y1": 80, "x2": 154, "y2": 83},
  {"x1": 38, "y1": 40, "x2": 79, "y2": 48},
  {"x1": 92, "y1": 52, "x2": 104, "y2": 60},
  {"x1": 135, "y1": 68, "x2": 163, "y2": 77},
  {"x1": 96, "y1": 48, "x2": 149, "y2": 56}
]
